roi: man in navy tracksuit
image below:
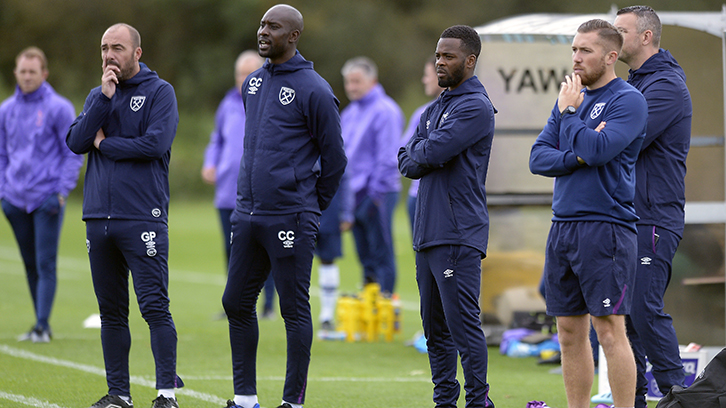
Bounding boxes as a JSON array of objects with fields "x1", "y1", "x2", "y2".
[
  {"x1": 398, "y1": 25, "x2": 496, "y2": 408},
  {"x1": 66, "y1": 23, "x2": 183, "y2": 408},
  {"x1": 221, "y1": 5, "x2": 346, "y2": 408},
  {"x1": 530, "y1": 19, "x2": 647, "y2": 408},
  {"x1": 615, "y1": 6, "x2": 692, "y2": 407}
]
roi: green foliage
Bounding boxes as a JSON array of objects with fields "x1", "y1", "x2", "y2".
[
  {"x1": 2, "y1": 0, "x2": 721, "y2": 111},
  {"x1": 1, "y1": 0, "x2": 723, "y2": 196}
]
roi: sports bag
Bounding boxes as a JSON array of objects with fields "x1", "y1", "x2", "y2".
[{"x1": 656, "y1": 348, "x2": 726, "y2": 408}]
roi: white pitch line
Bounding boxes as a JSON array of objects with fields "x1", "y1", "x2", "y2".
[
  {"x1": 0, "y1": 390, "x2": 68, "y2": 408},
  {"x1": 0, "y1": 345, "x2": 225, "y2": 405}
]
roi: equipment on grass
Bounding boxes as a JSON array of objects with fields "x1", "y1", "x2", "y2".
[{"x1": 334, "y1": 283, "x2": 402, "y2": 342}]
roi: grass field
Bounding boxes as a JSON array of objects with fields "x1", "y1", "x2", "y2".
[{"x1": 0, "y1": 198, "x2": 624, "y2": 408}]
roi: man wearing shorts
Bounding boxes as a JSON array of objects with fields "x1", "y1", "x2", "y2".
[{"x1": 529, "y1": 19, "x2": 647, "y2": 408}]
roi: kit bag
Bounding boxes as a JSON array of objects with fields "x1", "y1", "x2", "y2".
[{"x1": 656, "y1": 348, "x2": 726, "y2": 408}]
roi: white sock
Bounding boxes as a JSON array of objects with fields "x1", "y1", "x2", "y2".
[
  {"x1": 157, "y1": 389, "x2": 175, "y2": 399},
  {"x1": 119, "y1": 395, "x2": 132, "y2": 405},
  {"x1": 234, "y1": 395, "x2": 258, "y2": 408},
  {"x1": 318, "y1": 263, "x2": 339, "y2": 323},
  {"x1": 282, "y1": 401, "x2": 302, "y2": 408}
]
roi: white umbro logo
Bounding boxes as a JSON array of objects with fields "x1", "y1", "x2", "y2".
[
  {"x1": 641, "y1": 257, "x2": 652, "y2": 265},
  {"x1": 248, "y1": 77, "x2": 262, "y2": 95},
  {"x1": 278, "y1": 230, "x2": 295, "y2": 249},
  {"x1": 443, "y1": 269, "x2": 454, "y2": 278},
  {"x1": 603, "y1": 298, "x2": 611, "y2": 308}
]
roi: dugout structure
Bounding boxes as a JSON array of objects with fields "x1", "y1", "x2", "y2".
[{"x1": 475, "y1": 6, "x2": 726, "y2": 345}]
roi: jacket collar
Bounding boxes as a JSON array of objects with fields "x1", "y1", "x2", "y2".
[{"x1": 15, "y1": 81, "x2": 50, "y2": 102}]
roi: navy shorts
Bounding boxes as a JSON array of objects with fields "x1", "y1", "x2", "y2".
[{"x1": 543, "y1": 221, "x2": 637, "y2": 317}]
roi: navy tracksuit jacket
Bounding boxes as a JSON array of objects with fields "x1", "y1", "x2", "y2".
[
  {"x1": 399, "y1": 76, "x2": 497, "y2": 408},
  {"x1": 66, "y1": 63, "x2": 182, "y2": 395}
]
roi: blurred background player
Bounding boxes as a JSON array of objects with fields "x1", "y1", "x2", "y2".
[
  {"x1": 1, "y1": 46, "x2": 83, "y2": 343},
  {"x1": 340, "y1": 56, "x2": 403, "y2": 295}
]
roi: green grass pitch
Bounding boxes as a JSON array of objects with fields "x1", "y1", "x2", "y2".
[{"x1": 0, "y1": 198, "x2": 620, "y2": 407}]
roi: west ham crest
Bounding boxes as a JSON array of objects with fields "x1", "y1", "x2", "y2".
[
  {"x1": 589, "y1": 102, "x2": 606, "y2": 120},
  {"x1": 279, "y1": 87, "x2": 295, "y2": 105},
  {"x1": 130, "y1": 96, "x2": 146, "y2": 112}
]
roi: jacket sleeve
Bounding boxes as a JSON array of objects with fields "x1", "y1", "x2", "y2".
[
  {"x1": 562, "y1": 92, "x2": 647, "y2": 167},
  {"x1": 54, "y1": 99, "x2": 84, "y2": 196},
  {"x1": 529, "y1": 103, "x2": 583, "y2": 177},
  {"x1": 202, "y1": 99, "x2": 226, "y2": 169},
  {"x1": 66, "y1": 90, "x2": 111, "y2": 154},
  {"x1": 406, "y1": 96, "x2": 492, "y2": 168},
  {"x1": 398, "y1": 106, "x2": 433, "y2": 179},
  {"x1": 309, "y1": 87, "x2": 347, "y2": 211},
  {"x1": 98, "y1": 83, "x2": 178, "y2": 161},
  {"x1": 639, "y1": 76, "x2": 689, "y2": 150}
]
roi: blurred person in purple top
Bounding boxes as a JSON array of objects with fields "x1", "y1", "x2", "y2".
[
  {"x1": 401, "y1": 56, "x2": 444, "y2": 231},
  {"x1": 340, "y1": 56, "x2": 404, "y2": 294},
  {"x1": 201, "y1": 50, "x2": 273, "y2": 319},
  {"x1": 0, "y1": 46, "x2": 83, "y2": 343}
]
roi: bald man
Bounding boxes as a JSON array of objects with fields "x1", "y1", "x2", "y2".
[
  {"x1": 221, "y1": 5, "x2": 346, "y2": 408},
  {"x1": 67, "y1": 23, "x2": 183, "y2": 408}
]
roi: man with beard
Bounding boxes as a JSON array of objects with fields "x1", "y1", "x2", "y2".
[
  {"x1": 398, "y1": 25, "x2": 496, "y2": 408},
  {"x1": 221, "y1": 4, "x2": 346, "y2": 408},
  {"x1": 66, "y1": 23, "x2": 183, "y2": 408},
  {"x1": 529, "y1": 19, "x2": 647, "y2": 408},
  {"x1": 614, "y1": 6, "x2": 691, "y2": 408}
]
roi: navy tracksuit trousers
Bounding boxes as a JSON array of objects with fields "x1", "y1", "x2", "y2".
[
  {"x1": 222, "y1": 211, "x2": 319, "y2": 405},
  {"x1": 416, "y1": 245, "x2": 494, "y2": 408},
  {"x1": 86, "y1": 219, "x2": 182, "y2": 396},
  {"x1": 627, "y1": 225, "x2": 685, "y2": 408}
]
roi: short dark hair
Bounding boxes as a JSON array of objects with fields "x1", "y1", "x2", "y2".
[
  {"x1": 440, "y1": 25, "x2": 481, "y2": 58},
  {"x1": 577, "y1": 19, "x2": 623, "y2": 53},
  {"x1": 617, "y1": 5, "x2": 662, "y2": 47}
]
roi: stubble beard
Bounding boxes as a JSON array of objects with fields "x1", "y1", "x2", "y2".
[{"x1": 438, "y1": 62, "x2": 465, "y2": 89}]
